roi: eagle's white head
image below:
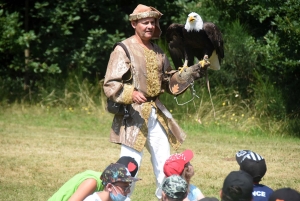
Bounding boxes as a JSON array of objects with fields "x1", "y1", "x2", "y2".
[{"x1": 184, "y1": 12, "x2": 203, "y2": 32}]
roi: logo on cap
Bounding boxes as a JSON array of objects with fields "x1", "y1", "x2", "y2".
[{"x1": 163, "y1": 150, "x2": 194, "y2": 177}]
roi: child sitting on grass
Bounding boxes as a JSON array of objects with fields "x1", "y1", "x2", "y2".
[
  {"x1": 220, "y1": 170, "x2": 253, "y2": 201},
  {"x1": 83, "y1": 163, "x2": 140, "y2": 201},
  {"x1": 48, "y1": 156, "x2": 138, "y2": 201},
  {"x1": 163, "y1": 149, "x2": 205, "y2": 201},
  {"x1": 235, "y1": 150, "x2": 273, "y2": 201}
]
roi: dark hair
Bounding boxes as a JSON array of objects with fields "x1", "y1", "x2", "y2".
[
  {"x1": 181, "y1": 163, "x2": 194, "y2": 194},
  {"x1": 239, "y1": 158, "x2": 267, "y2": 183},
  {"x1": 252, "y1": 176, "x2": 262, "y2": 183},
  {"x1": 240, "y1": 167, "x2": 262, "y2": 183},
  {"x1": 221, "y1": 186, "x2": 252, "y2": 201},
  {"x1": 181, "y1": 165, "x2": 194, "y2": 182}
]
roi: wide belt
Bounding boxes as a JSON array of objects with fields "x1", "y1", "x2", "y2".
[{"x1": 146, "y1": 96, "x2": 158, "y2": 102}]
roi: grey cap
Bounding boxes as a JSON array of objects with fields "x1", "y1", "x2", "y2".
[
  {"x1": 199, "y1": 197, "x2": 219, "y2": 201},
  {"x1": 162, "y1": 175, "x2": 188, "y2": 199}
]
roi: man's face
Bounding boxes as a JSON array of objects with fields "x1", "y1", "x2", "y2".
[{"x1": 132, "y1": 17, "x2": 156, "y2": 40}]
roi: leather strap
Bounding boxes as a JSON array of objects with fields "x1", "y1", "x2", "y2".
[
  {"x1": 155, "y1": 99, "x2": 172, "y2": 119},
  {"x1": 112, "y1": 42, "x2": 131, "y2": 119},
  {"x1": 206, "y1": 70, "x2": 216, "y2": 118},
  {"x1": 113, "y1": 42, "x2": 131, "y2": 61}
]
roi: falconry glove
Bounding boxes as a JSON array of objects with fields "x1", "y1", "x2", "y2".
[{"x1": 169, "y1": 62, "x2": 208, "y2": 95}]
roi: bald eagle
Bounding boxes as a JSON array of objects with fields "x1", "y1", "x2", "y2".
[{"x1": 166, "y1": 12, "x2": 224, "y2": 71}]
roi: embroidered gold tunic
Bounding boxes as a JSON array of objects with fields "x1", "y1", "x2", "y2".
[{"x1": 103, "y1": 36, "x2": 186, "y2": 152}]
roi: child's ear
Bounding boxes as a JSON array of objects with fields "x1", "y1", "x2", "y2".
[
  {"x1": 106, "y1": 183, "x2": 113, "y2": 192},
  {"x1": 161, "y1": 191, "x2": 166, "y2": 200}
]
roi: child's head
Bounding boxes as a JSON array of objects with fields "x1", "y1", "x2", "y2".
[
  {"x1": 100, "y1": 163, "x2": 140, "y2": 186},
  {"x1": 116, "y1": 156, "x2": 138, "y2": 177},
  {"x1": 269, "y1": 188, "x2": 300, "y2": 201},
  {"x1": 235, "y1": 150, "x2": 267, "y2": 183},
  {"x1": 221, "y1": 170, "x2": 253, "y2": 201},
  {"x1": 162, "y1": 175, "x2": 188, "y2": 201},
  {"x1": 163, "y1": 149, "x2": 194, "y2": 178}
]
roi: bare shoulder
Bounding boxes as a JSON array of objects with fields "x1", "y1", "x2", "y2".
[{"x1": 68, "y1": 178, "x2": 98, "y2": 201}]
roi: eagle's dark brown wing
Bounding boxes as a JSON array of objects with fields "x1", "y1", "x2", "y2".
[
  {"x1": 165, "y1": 23, "x2": 186, "y2": 69},
  {"x1": 203, "y1": 22, "x2": 224, "y2": 62}
]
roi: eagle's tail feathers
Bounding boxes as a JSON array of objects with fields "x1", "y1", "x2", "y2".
[{"x1": 208, "y1": 51, "x2": 220, "y2": 70}]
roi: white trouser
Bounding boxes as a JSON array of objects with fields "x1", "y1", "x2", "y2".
[{"x1": 121, "y1": 107, "x2": 170, "y2": 199}]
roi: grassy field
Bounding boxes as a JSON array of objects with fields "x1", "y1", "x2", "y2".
[{"x1": 0, "y1": 104, "x2": 299, "y2": 201}]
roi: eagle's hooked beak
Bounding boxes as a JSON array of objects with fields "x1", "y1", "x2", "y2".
[{"x1": 189, "y1": 16, "x2": 195, "y2": 22}]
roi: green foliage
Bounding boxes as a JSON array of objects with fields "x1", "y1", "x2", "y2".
[
  {"x1": 29, "y1": 0, "x2": 128, "y2": 76},
  {"x1": 211, "y1": 20, "x2": 258, "y2": 97},
  {"x1": 160, "y1": 83, "x2": 285, "y2": 136},
  {"x1": 163, "y1": 0, "x2": 300, "y2": 135},
  {"x1": 36, "y1": 74, "x2": 103, "y2": 109},
  {"x1": 0, "y1": 10, "x2": 25, "y2": 77},
  {"x1": 0, "y1": 0, "x2": 185, "y2": 93},
  {"x1": 168, "y1": 0, "x2": 223, "y2": 25},
  {"x1": 251, "y1": 70, "x2": 286, "y2": 119},
  {"x1": 1, "y1": 1, "x2": 128, "y2": 92},
  {"x1": 1, "y1": 0, "x2": 300, "y2": 136},
  {"x1": 213, "y1": 0, "x2": 300, "y2": 66}
]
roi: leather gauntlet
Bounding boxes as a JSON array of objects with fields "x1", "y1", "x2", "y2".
[{"x1": 169, "y1": 63, "x2": 207, "y2": 95}]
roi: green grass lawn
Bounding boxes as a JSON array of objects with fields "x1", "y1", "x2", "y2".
[{"x1": 0, "y1": 105, "x2": 299, "y2": 201}]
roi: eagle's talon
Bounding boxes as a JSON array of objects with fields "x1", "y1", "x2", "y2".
[
  {"x1": 199, "y1": 59, "x2": 210, "y2": 68},
  {"x1": 178, "y1": 66, "x2": 189, "y2": 74}
]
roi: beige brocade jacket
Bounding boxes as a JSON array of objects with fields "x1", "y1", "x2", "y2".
[{"x1": 103, "y1": 36, "x2": 186, "y2": 152}]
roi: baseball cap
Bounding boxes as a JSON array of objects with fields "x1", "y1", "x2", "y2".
[
  {"x1": 163, "y1": 149, "x2": 194, "y2": 177},
  {"x1": 162, "y1": 175, "x2": 188, "y2": 199},
  {"x1": 116, "y1": 156, "x2": 138, "y2": 177},
  {"x1": 268, "y1": 188, "x2": 300, "y2": 201},
  {"x1": 236, "y1": 150, "x2": 267, "y2": 182},
  {"x1": 199, "y1": 197, "x2": 219, "y2": 201},
  {"x1": 222, "y1": 170, "x2": 253, "y2": 200},
  {"x1": 100, "y1": 163, "x2": 141, "y2": 185}
]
